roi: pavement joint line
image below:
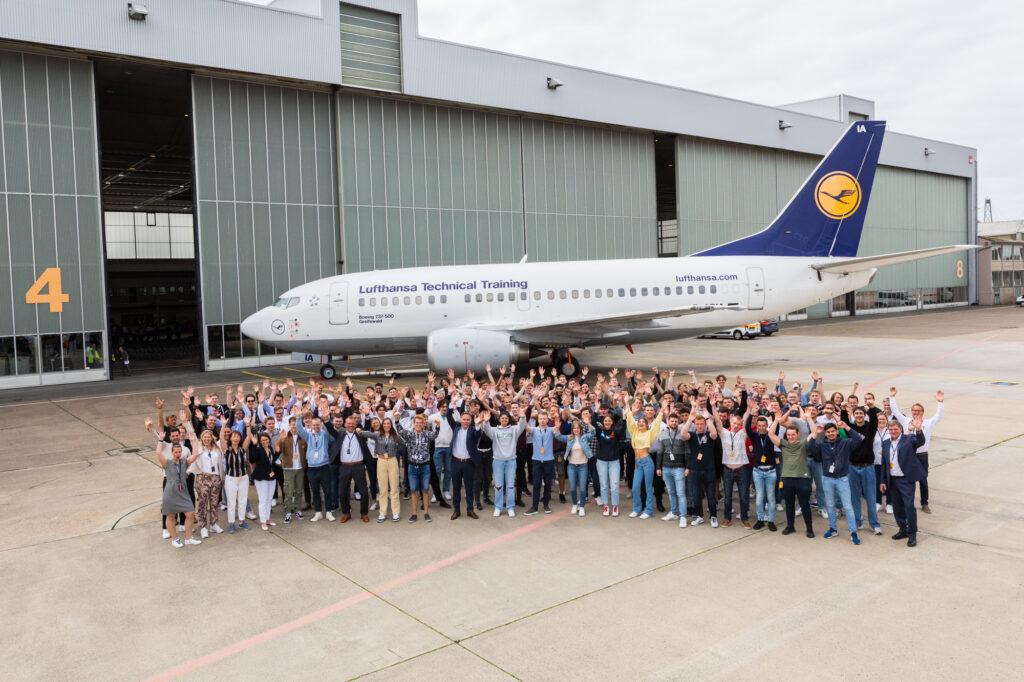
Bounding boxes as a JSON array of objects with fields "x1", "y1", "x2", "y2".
[
  {"x1": 50, "y1": 400, "x2": 128, "y2": 447},
  {"x1": 110, "y1": 500, "x2": 161, "y2": 531},
  {"x1": 458, "y1": 531, "x2": 757, "y2": 646},
  {"x1": 345, "y1": 643, "x2": 458, "y2": 681},
  {"x1": 144, "y1": 509, "x2": 571, "y2": 682},
  {"x1": 930, "y1": 432, "x2": 1024, "y2": 469},
  {"x1": 863, "y1": 328, "x2": 1012, "y2": 390}
]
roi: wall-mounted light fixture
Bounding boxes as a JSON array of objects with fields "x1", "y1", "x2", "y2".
[
  {"x1": 127, "y1": 3, "x2": 148, "y2": 20},
  {"x1": 546, "y1": 77, "x2": 564, "y2": 90},
  {"x1": 924, "y1": 147, "x2": 936, "y2": 156},
  {"x1": 778, "y1": 120, "x2": 792, "y2": 130}
]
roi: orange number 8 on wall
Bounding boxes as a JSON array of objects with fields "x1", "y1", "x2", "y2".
[{"x1": 25, "y1": 267, "x2": 70, "y2": 313}]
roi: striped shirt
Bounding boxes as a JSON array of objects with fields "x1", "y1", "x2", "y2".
[{"x1": 224, "y1": 446, "x2": 249, "y2": 477}]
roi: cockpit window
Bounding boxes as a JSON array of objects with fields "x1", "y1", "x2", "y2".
[
  {"x1": 274, "y1": 296, "x2": 300, "y2": 309},
  {"x1": 286, "y1": 297, "x2": 300, "y2": 309}
]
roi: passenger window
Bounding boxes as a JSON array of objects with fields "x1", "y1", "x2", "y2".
[
  {"x1": 381, "y1": 297, "x2": 388, "y2": 307},
  {"x1": 370, "y1": 297, "x2": 376, "y2": 306},
  {"x1": 497, "y1": 292, "x2": 504, "y2": 302},
  {"x1": 404, "y1": 296, "x2": 411, "y2": 305},
  {"x1": 676, "y1": 286, "x2": 683, "y2": 295},
  {"x1": 428, "y1": 295, "x2": 435, "y2": 304},
  {"x1": 486, "y1": 293, "x2": 494, "y2": 302},
  {"x1": 547, "y1": 291, "x2": 555, "y2": 300},
  {"x1": 415, "y1": 295, "x2": 422, "y2": 304},
  {"x1": 618, "y1": 288, "x2": 625, "y2": 297},
  {"x1": 358, "y1": 298, "x2": 365, "y2": 306},
  {"x1": 652, "y1": 287, "x2": 659, "y2": 296},
  {"x1": 475, "y1": 293, "x2": 483, "y2": 302},
  {"x1": 440, "y1": 295, "x2": 448, "y2": 304},
  {"x1": 698, "y1": 286, "x2": 705, "y2": 294},
  {"x1": 583, "y1": 289, "x2": 591, "y2": 299},
  {"x1": 465, "y1": 294, "x2": 471, "y2": 303},
  {"x1": 629, "y1": 288, "x2": 636, "y2": 297},
  {"x1": 687, "y1": 286, "x2": 694, "y2": 294},
  {"x1": 710, "y1": 285, "x2": 717, "y2": 294},
  {"x1": 520, "y1": 292, "x2": 528, "y2": 300},
  {"x1": 392, "y1": 297, "x2": 399, "y2": 305},
  {"x1": 534, "y1": 291, "x2": 541, "y2": 301},
  {"x1": 664, "y1": 287, "x2": 670, "y2": 295},
  {"x1": 595, "y1": 289, "x2": 602, "y2": 298},
  {"x1": 607, "y1": 289, "x2": 614, "y2": 298},
  {"x1": 571, "y1": 290, "x2": 579, "y2": 299},
  {"x1": 559, "y1": 290, "x2": 567, "y2": 299}
]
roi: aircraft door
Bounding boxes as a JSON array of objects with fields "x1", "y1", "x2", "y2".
[
  {"x1": 746, "y1": 267, "x2": 765, "y2": 310},
  {"x1": 517, "y1": 290, "x2": 531, "y2": 311},
  {"x1": 329, "y1": 282, "x2": 349, "y2": 325}
]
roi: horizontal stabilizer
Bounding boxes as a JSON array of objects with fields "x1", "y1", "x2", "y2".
[{"x1": 811, "y1": 245, "x2": 979, "y2": 275}]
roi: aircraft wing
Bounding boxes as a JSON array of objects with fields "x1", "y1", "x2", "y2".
[
  {"x1": 811, "y1": 245, "x2": 979, "y2": 275},
  {"x1": 468, "y1": 302, "x2": 745, "y2": 340}
]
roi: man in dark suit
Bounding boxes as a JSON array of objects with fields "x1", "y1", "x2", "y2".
[
  {"x1": 880, "y1": 417, "x2": 926, "y2": 547},
  {"x1": 324, "y1": 415, "x2": 374, "y2": 522},
  {"x1": 445, "y1": 410, "x2": 482, "y2": 519}
]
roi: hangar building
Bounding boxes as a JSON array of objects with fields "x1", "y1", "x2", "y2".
[{"x1": 0, "y1": 0, "x2": 978, "y2": 387}]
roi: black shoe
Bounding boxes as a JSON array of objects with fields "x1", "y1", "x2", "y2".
[
  {"x1": 483, "y1": 498, "x2": 494, "y2": 506},
  {"x1": 438, "y1": 500, "x2": 451, "y2": 509},
  {"x1": 767, "y1": 522, "x2": 777, "y2": 532},
  {"x1": 295, "y1": 510, "x2": 304, "y2": 519},
  {"x1": 408, "y1": 514, "x2": 417, "y2": 523},
  {"x1": 892, "y1": 530, "x2": 908, "y2": 540},
  {"x1": 515, "y1": 499, "x2": 525, "y2": 508},
  {"x1": 907, "y1": 538, "x2": 917, "y2": 547},
  {"x1": 753, "y1": 520, "x2": 765, "y2": 530},
  {"x1": 559, "y1": 493, "x2": 566, "y2": 504},
  {"x1": 544, "y1": 506, "x2": 552, "y2": 514},
  {"x1": 523, "y1": 488, "x2": 531, "y2": 495},
  {"x1": 656, "y1": 499, "x2": 665, "y2": 513},
  {"x1": 525, "y1": 508, "x2": 539, "y2": 515},
  {"x1": 424, "y1": 513, "x2": 432, "y2": 523},
  {"x1": 475, "y1": 502, "x2": 483, "y2": 511},
  {"x1": 781, "y1": 526, "x2": 795, "y2": 535},
  {"x1": 806, "y1": 529, "x2": 815, "y2": 538}
]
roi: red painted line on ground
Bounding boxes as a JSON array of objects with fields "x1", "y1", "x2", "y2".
[
  {"x1": 145, "y1": 509, "x2": 571, "y2": 682},
  {"x1": 863, "y1": 329, "x2": 1009, "y2": 390}
]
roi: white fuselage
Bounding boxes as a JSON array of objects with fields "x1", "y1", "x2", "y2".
[{"x1": 240, "y1": 256, "x2": 873, "y2": 356}]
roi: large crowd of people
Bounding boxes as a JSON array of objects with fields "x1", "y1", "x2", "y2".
[{"x1": 148, "y1": 366, "x2": 943, "y2": 549}]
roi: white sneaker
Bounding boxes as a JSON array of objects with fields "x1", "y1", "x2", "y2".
[
  {"x1": 392, "y1": 514, "x2": 400, "y2": 521},
  {"x1": 775, "y1": 503, "x2": 783, "y2": 512},
  {"x1": 430, "y1": 495, "x2": 436, "y2": 503},
  {"x1": 444, "y1": 491, "x2": 452, "y2": 500},
  {"x1": 661, "y1": 512, "x2": 679, "y2": 521},
  {"x1": 246, "y1": 511, "x2": 257, "y2": 520},
  {"x1": 184, "y1": 537, "x2": 202, "y2": 545},
  {"x1": 710, "y1": 517, "x2": 719, "y2": 528},
  {"x1": 819, "y1": 509, "x2": 828, "y2": 519},
  {"x1": 176, "y1": 524, "x2": 185, "y2": 532},
  {"x1": 579, "y1": 507, "x2": 585, "y2": 517},
  {"x1": 691, "y1": 516, "x2": 705, "y2": 526},
  {"x1": 370, "y1": 501, "x2": 379, "y2": 511},
  {"x1": 796, "y1": 507, "x2": 802, "y2": 516},
  {"x1": 218, "y1": 503, "x2": 227, "y2": 510},
  {"x1": 873, "y1": 526, "x2": 883, "y2": 535},
  {"x1": 571, "y1": 504, "x2": 579, "y2": 515},
  {"x1": 171, "y1": 538, "x2": 183, "y2": 548},
  {"x1": 200, "y1": 527, "x2": 209, "y2": 539},
  {"x1": 886, "y1": 504, "x2": 893, "y2": 514},
  {"x1": 596, "y1": 497, "x2": 604, "y2": 506},
  {"x1": 628, "y1": 511, "x2": 639, "y2": 518},
  {"x1": 211, "y1": 524, "x2": 224, "y2": 534},
  {"x1": 271, "y1": 498, "x2": 278, "y2": 507},
  {"x1": 326, "y1": 511, "x2": 336, "y2": 522},
  {"x1": 875, "y1": 503, "x2": 881, "y2": 512},
  {"x1": 639, "y1": 512, "x2": 651, "y2": 520},
  {"x1": 311, "y1": 512, "x2": 323, "y2": 522},
  {"x1": 354, "y1": 492, "x2": 361, "y2": 500},
  {"x1": 493, "y1": 508, "x2": 501, "y2": 517},
  {"x1": 162, "y1": 528, "x2": 171, "y2": 539},
  {"x1": 507, "y1": 509, "x2": 515, "y2": 517},
  {"x1": 679, "y1": 517, "x2": 688, "y2": 528},
  {"x1": 378, "y1": 515, "x2": 387, "y2": 522}
]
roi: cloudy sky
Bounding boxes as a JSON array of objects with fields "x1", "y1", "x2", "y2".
[{"x1": 418, "y1": 0, "x2": 1023, "y2": 222}]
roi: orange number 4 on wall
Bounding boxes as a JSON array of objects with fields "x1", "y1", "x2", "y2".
[{"x1": 25, "y1": 267, "x2": 70, "y2": 313}]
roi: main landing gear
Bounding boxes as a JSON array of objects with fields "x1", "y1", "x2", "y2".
[
  {"x1": 319, "y1": 364, "x2": 336, "y2": 380},
  {"x1": 550, "y1": 349, "x2": 581, "y2": 378}
]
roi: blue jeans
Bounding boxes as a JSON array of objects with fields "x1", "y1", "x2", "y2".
[
  {"x1": 807, "y1": 458, "x2": 825, "y2": 507},
  {"x1": 822, "y1": 475, "x2": 857, "y2": 536},
  {"x1": 492, "y1": 458, "x2": 516, "y2": 510},
  {"x1": 596, "y1": 459, "x2": 620, "y2": 507},
  {"x1": 752, "y1": 468, "x2": 777, "y2": 522},
  {"x1": 433, "y1": 447, "x2": 452, "y2": 493},
  {"x1": 567, "y1": 462, "x2": 589, "y2": 505},
  {"x1": 722, "y1": 466, "x2": 751, "y2": 522},
  {"x1": 631, "y1": 456, "x2": 654, "y2": 515},
  {"x1": 848, "y1": 465, "x2": 880, "y2": 529},
  {"x1": 661, "y1": 467, "x2": 687, "y2": 516}
]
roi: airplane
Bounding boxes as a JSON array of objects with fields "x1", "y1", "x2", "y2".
[{"x1": 240, "y1": 120, "x2": 977, "y2": 380}]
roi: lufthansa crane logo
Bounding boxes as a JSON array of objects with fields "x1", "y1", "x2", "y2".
[
  {"x1": 814, "y1": 171, "x2": 862, "y2": 219},
  {"x1": 271, "y1": 319, "x2": 286, "y2": 335}
]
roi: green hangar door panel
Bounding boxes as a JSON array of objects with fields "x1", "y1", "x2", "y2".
[
  {"x1": 747, "y1": 267, "x2": 765, "y2": 310},
  {"x1": 329, "y1": 282, "x2": 349, "y2": 325}
]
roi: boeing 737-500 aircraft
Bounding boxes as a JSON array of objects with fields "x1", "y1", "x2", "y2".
[{"x1": 240, "y1": 120, "x2": 975, "y2": 379}]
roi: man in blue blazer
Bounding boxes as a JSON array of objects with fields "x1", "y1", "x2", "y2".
[
  {"x1": 445, "y1": 409, "x2": 482, "y2": 519},
  {"x1": 880, "y1": 417, "x2": 927, "y2": 547}
]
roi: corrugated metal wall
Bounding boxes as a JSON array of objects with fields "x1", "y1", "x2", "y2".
[
  {"x1": 339, "y1": 3, "x2": 402, "y2": 93},
  {"x1": 522, "y1": 119, "x2": 655, "y2": 261},
  {"x1": 337, "y1": 93, "x2": 657, "y2": 272},
  {"x1": 192, "y1": 75, "x2": 339, "y2": 363},
  {"x1": 676, "y1": 137, "x2": 969, "y2": 292},
  {"x1": 0, "y1": 49, "x2": 105, "y2": 381}
]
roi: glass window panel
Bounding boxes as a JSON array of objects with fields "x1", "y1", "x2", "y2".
[
  {"x1": 465, "y1": 294, "x2": 472, "y2": 303},
  {"x1": 629, "y1": 288, "x2": 636, "y2": 297},
  {"x1": 699, "y1": 285, "x2": 705, "y2": 294},
  {"x1": 664, "y1": 287, "x2": 670, "y2": 295},
  {"x1": 370, "y1": 297, "x2": 377, "y2": 306},
  {"x1": 486, "y1": 293, "x2": 493, "y2": 302},
  {"x1": 652, "y1": 288, "x2": 659, "y2": 296},
  {"x1": 0, "y1": 337, "x2": 14, "y2": 376},
  {"x1": 618, "y1": 289, "x2": 625, "y2": 297},
  {"x1": 571, "y1": 290, "x2": 579, "y2": 299},
  {"x1": 224, "y1": 324, "x2": 243, "y2": 359},
  {"x1": 583, "y1": 290, "x2": 591, "y2": 299},
  {"x1": 548, "y1": 291, "x2": 555, "y2": 300},
  {"x1": 40, "y1": 334, "x2": 64, "y2": 373},
  {"x1": 534, "y1": 291, "x2": 541, "y2": 300},
  {"x1": 497, "y1": 292, "x2": 504, "y2": 302},
  {"x1": 710, "y1": 285, "x2": 717, "y2": 294},
  {"x1": 392, "y1": 297, "x2": 399, "y2": 306},
  {"x1": 16, "y1": 336, "x2": 39, "y2": 375},
  {"x1": 595, "y1": 289, "x2": 602, "y2": 298},
  {"x1": 381, "y1": 297, "x2": 389, "y2": 306},
  {"x1": 86, "y1": 333, "x2": 104, "y2": 370},
  {"x1": 559, "y1": 291, "x2": 567, "y2": 299},
  {"x1": 520, "y1": 292, "x2": 528, "y2": 300},
  {"x1": 359, "y1": 298, "x2": 365, "y2": 306},
  {"x1": 61, "y1": 333, "x2": 85, "y2": 370},
  {"x1": 207, "y1": 326, "x2": 224, "y2": 360},
  {"x1": 404, "y1": 296, "x2": 411, "y2": 305},
  {"x1": 428, "y1": 295, "x2": 435, "y2": 304},
  {"x1": 475, "y1": 293, "x2": 483, "y2": 302},
  {"x1": 440, "y1": 295, "x2": 447, "y2": 304},
  {"x1": 241, "y1": 327, "x2": 258, "y2": 357},
  {"x1": 676, "y1": 286, "x2": 683, "y2": 294},
  {"x1": 687, "y1": 286, "x2": 694, "y2": 294},
  {"x1": 415, "y1": 296, "x2": 422, "y2": 304}
]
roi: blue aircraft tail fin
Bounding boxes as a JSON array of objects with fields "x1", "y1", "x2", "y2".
[{"x1": 694, "y1": 120, "x2": 886, "y2": 258}]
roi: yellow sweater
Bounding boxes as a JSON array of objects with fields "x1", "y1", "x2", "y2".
[{"x1": 625, "y1": 410, "x2": 663, "y2": 450}]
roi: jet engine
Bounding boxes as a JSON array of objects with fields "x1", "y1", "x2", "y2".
[{"x1": 426, "y1": 329, "x2": 531, "y2": 374}]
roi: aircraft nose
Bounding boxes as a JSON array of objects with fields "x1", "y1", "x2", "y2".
[{"x1": 240, "y1": 310, "x2": 261, "y2": 340}]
